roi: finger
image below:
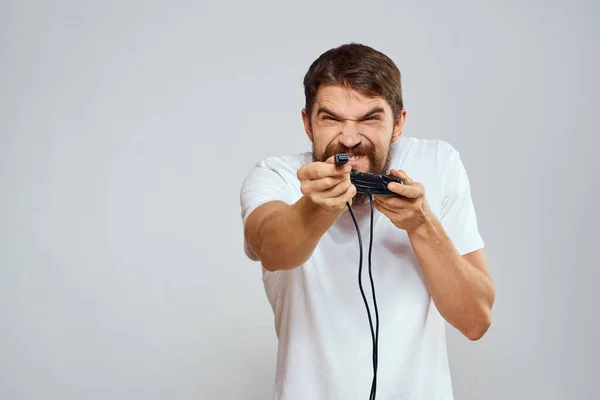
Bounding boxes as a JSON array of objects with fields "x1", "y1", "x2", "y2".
[
  {"x1": 386, "y1": 181, "x2": 422, "y2": 199},
  {"x1": 302, "y1": 174, "x2": 348, "y2": 194},
  {"x1": 390, "y1": 169, "x2": 414, "y2": 185},
  {"x1": 374, "y1": 195, "x2": 414, "y2": 210},
  {"x1": 323, "y1": 184, "x2": 357, "y2": 209},
  {"x1": 373, "y1": 199, "x2": 392, "y2": 216},
  {"x1": 346, "y1": 183, "x2": 357, "y2": 200},
  {"x1": 299, "y1": 162, "x2": 352, "y2": 180},
  {"x1": 319, "y1": 177, "x2": 352, "y2": 198},
  {"x1": 339, "y1": 184, "x2": 357, "y2": 205}
]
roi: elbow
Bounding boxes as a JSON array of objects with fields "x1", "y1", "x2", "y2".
[
  {"x1": 256, "y1": 238, "x2": 314, "y2": 272},
  {"x1": 466, "y1": 326, "x2": 489, "y2": 341},
  {"x1": 261, "y1": 259, "x2": 281, "y2": 272},
  {"x1": 255, "y1": 250, "x2": 280, "y2": 272},
  {"x1": 261, "y1": 251, "x2": 310, "y2": 272},
  {"x1": 466, "y1": 287, "x2": 495, "y2": 341},
  {"x1": 261, "y1": 261, "x2": 294, "y2": 272},
  {"x1": 261, "y1": 256, "x2": 304, "y2": 272},
  {"x1": 465, "y1": 308, "x2": 492, "y2": 341},
  {"x1": 251, "y1": 236, "x2": 313, "y2": 272}
]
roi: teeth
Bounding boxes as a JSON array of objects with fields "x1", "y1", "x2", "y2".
[{"x1": 350, "y1": 155, "x2": 361, "y2": 161}]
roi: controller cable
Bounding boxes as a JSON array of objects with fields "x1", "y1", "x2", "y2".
[{"x1": 346, "y1": 194, "x2": 379, "y2": 400}]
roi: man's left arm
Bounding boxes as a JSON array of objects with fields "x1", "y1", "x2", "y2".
[
  {"x1": 406, "y1": 215, "x2": 495, "y2": 341},
  {"x1": 373, "y1": 152, "x2": 495, "y2": 341}
]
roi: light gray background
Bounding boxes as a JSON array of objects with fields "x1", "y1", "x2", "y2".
[{"x1": 1, "y1": 0, "x2": 598, "y2": 399}]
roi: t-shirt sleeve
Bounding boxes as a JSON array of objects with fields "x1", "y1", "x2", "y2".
[
  {"x1": 240, "y1": 158, "x2": 296, "y2": 225},
  {"x1": 239, "y1": 158, "x2": 297, "y2": 259},
  {"x1": 439, "y1": 145, "x2": 485, "y2": 256}
]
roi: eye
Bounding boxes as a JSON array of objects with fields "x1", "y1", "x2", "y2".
[
  {"x1": 364, "y1": 115, "x2": 380, "y2": 121},
  {"x1": 323, "y1": 115, "x2": 338, "y2": 121}
]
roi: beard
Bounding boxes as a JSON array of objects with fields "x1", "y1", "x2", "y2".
[{"x1": 312, "y1": 139, "x2": 393, "y2": 205}]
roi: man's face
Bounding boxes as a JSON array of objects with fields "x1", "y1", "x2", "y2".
[{"x1": 302, "y1": 85, "x2": 406, "y2": 203}]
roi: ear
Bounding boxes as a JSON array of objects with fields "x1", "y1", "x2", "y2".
[
  {"x1": 391, "y1": 109, "x2": 407, "y2": 143},
  {"x1": 302, "y1": 108, "x2": 314, "y2": 142}
]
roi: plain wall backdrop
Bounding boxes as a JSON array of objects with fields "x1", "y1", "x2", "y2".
[{"x1": 1, "y1": 0, "x2": 598, "y2": 399}]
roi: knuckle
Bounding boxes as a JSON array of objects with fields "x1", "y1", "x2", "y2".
[
  {"x1": 339, "y1": 181, "x2": 351, "y2": 195},
  {"x1": 344, "y1": 187, "x2": 355, "y2": 200},
  {"x1": 321, "y1": 198, "x2": 333, "y2": 208},
  {"x1": 329, "y1": 178, "x2": 342, "y2": 189},
  {"x1": 319, "y1": 179, "x2": 331, "y2": 192}
]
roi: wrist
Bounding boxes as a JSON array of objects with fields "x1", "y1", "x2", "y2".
[
  {"x1": 407, "y1": 216, "x2": 433, "y2": 238},
  {"x1": 407, "y1": 209, "x2": 439, "y2": 240}
]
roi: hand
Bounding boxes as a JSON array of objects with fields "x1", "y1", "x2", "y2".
[
  {"x1": 373, "y1": 169, "x2": 432, "y2": 233},
  {"x1": 297, "y1": 156, "x2": 357, "y2": 213}
]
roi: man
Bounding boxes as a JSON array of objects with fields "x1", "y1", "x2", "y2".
[{"x1": 239, "y1": 43, "x2": 495, "y2": 400}]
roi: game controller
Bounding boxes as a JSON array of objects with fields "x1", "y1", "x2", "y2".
[{"x1": 334, "y1": 153, "x2": 405, "y2": 195}]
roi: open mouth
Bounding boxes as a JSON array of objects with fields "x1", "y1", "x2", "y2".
[{"x1": 348, "y1": 154, "x2": 365, "y2": 161}]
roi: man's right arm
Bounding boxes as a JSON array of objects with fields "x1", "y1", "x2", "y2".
[
  {"x1": 244, "y1": 196, "x2": 343, "y2": 271},
  {"x1": 242, "y1": 156, "x2": 355, "y2": 272}
]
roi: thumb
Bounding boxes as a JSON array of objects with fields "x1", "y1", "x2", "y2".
[{"x1": 390, "y1": 169, "x2": 414, "y2": 184}]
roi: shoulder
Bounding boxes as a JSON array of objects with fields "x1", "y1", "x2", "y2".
[
  {"x1": 401, "y1": 137, "x2": 477, "y2": 208},
  {"x1": 240, "y1": 151, "x2": 311, "y2": 193},
  {"x1": 240, "y1": 152, "x2": 310, "y2": 226},
  {"x1": 396, "y1": 135, "x2": 459, "y2": 163},
  {"x1": 393, "y1": 136, "x2": 461, "y2": 185},
  {"x1": 244, "y1": 152, "x2": 312, "y2": 179},
  {"x1": 240, "y1": 151, "x2": 310, "y2": 208},
  {"x1": 394, "y1": 136, "x2": 472, "y2": 208}
]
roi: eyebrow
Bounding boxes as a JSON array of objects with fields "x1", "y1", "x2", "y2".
[{"x1": 317, "y1": 106, "x2": 385, "y2": 120}]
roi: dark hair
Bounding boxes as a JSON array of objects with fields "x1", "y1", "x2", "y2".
[{"x1": 303, "y1": 43, "x2": 404, "y2": 121}]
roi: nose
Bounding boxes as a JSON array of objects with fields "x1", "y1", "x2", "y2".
[{"x1": 339, "y1": 121, "x2": 362, "y2": 148}]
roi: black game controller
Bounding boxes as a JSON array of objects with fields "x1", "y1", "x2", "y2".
[{"x1": 334, "y1": 153, "x2": 405, "y2": 195}]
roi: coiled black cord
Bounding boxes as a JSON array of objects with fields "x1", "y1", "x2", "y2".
[{"x1": 346, "y1": 193, "x2": 379, "y2": 399}]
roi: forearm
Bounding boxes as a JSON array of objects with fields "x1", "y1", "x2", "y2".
[
  {"x1": 255, "y1": 196, "x2": 342, "y2": 271},
  {"x1": 408, "y1": 215, "x2": 495, "y2": 340}
]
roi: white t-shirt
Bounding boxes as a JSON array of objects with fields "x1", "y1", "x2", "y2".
[{"x1": 239, "y1": 135, "x2": 484, "y2": 400}]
